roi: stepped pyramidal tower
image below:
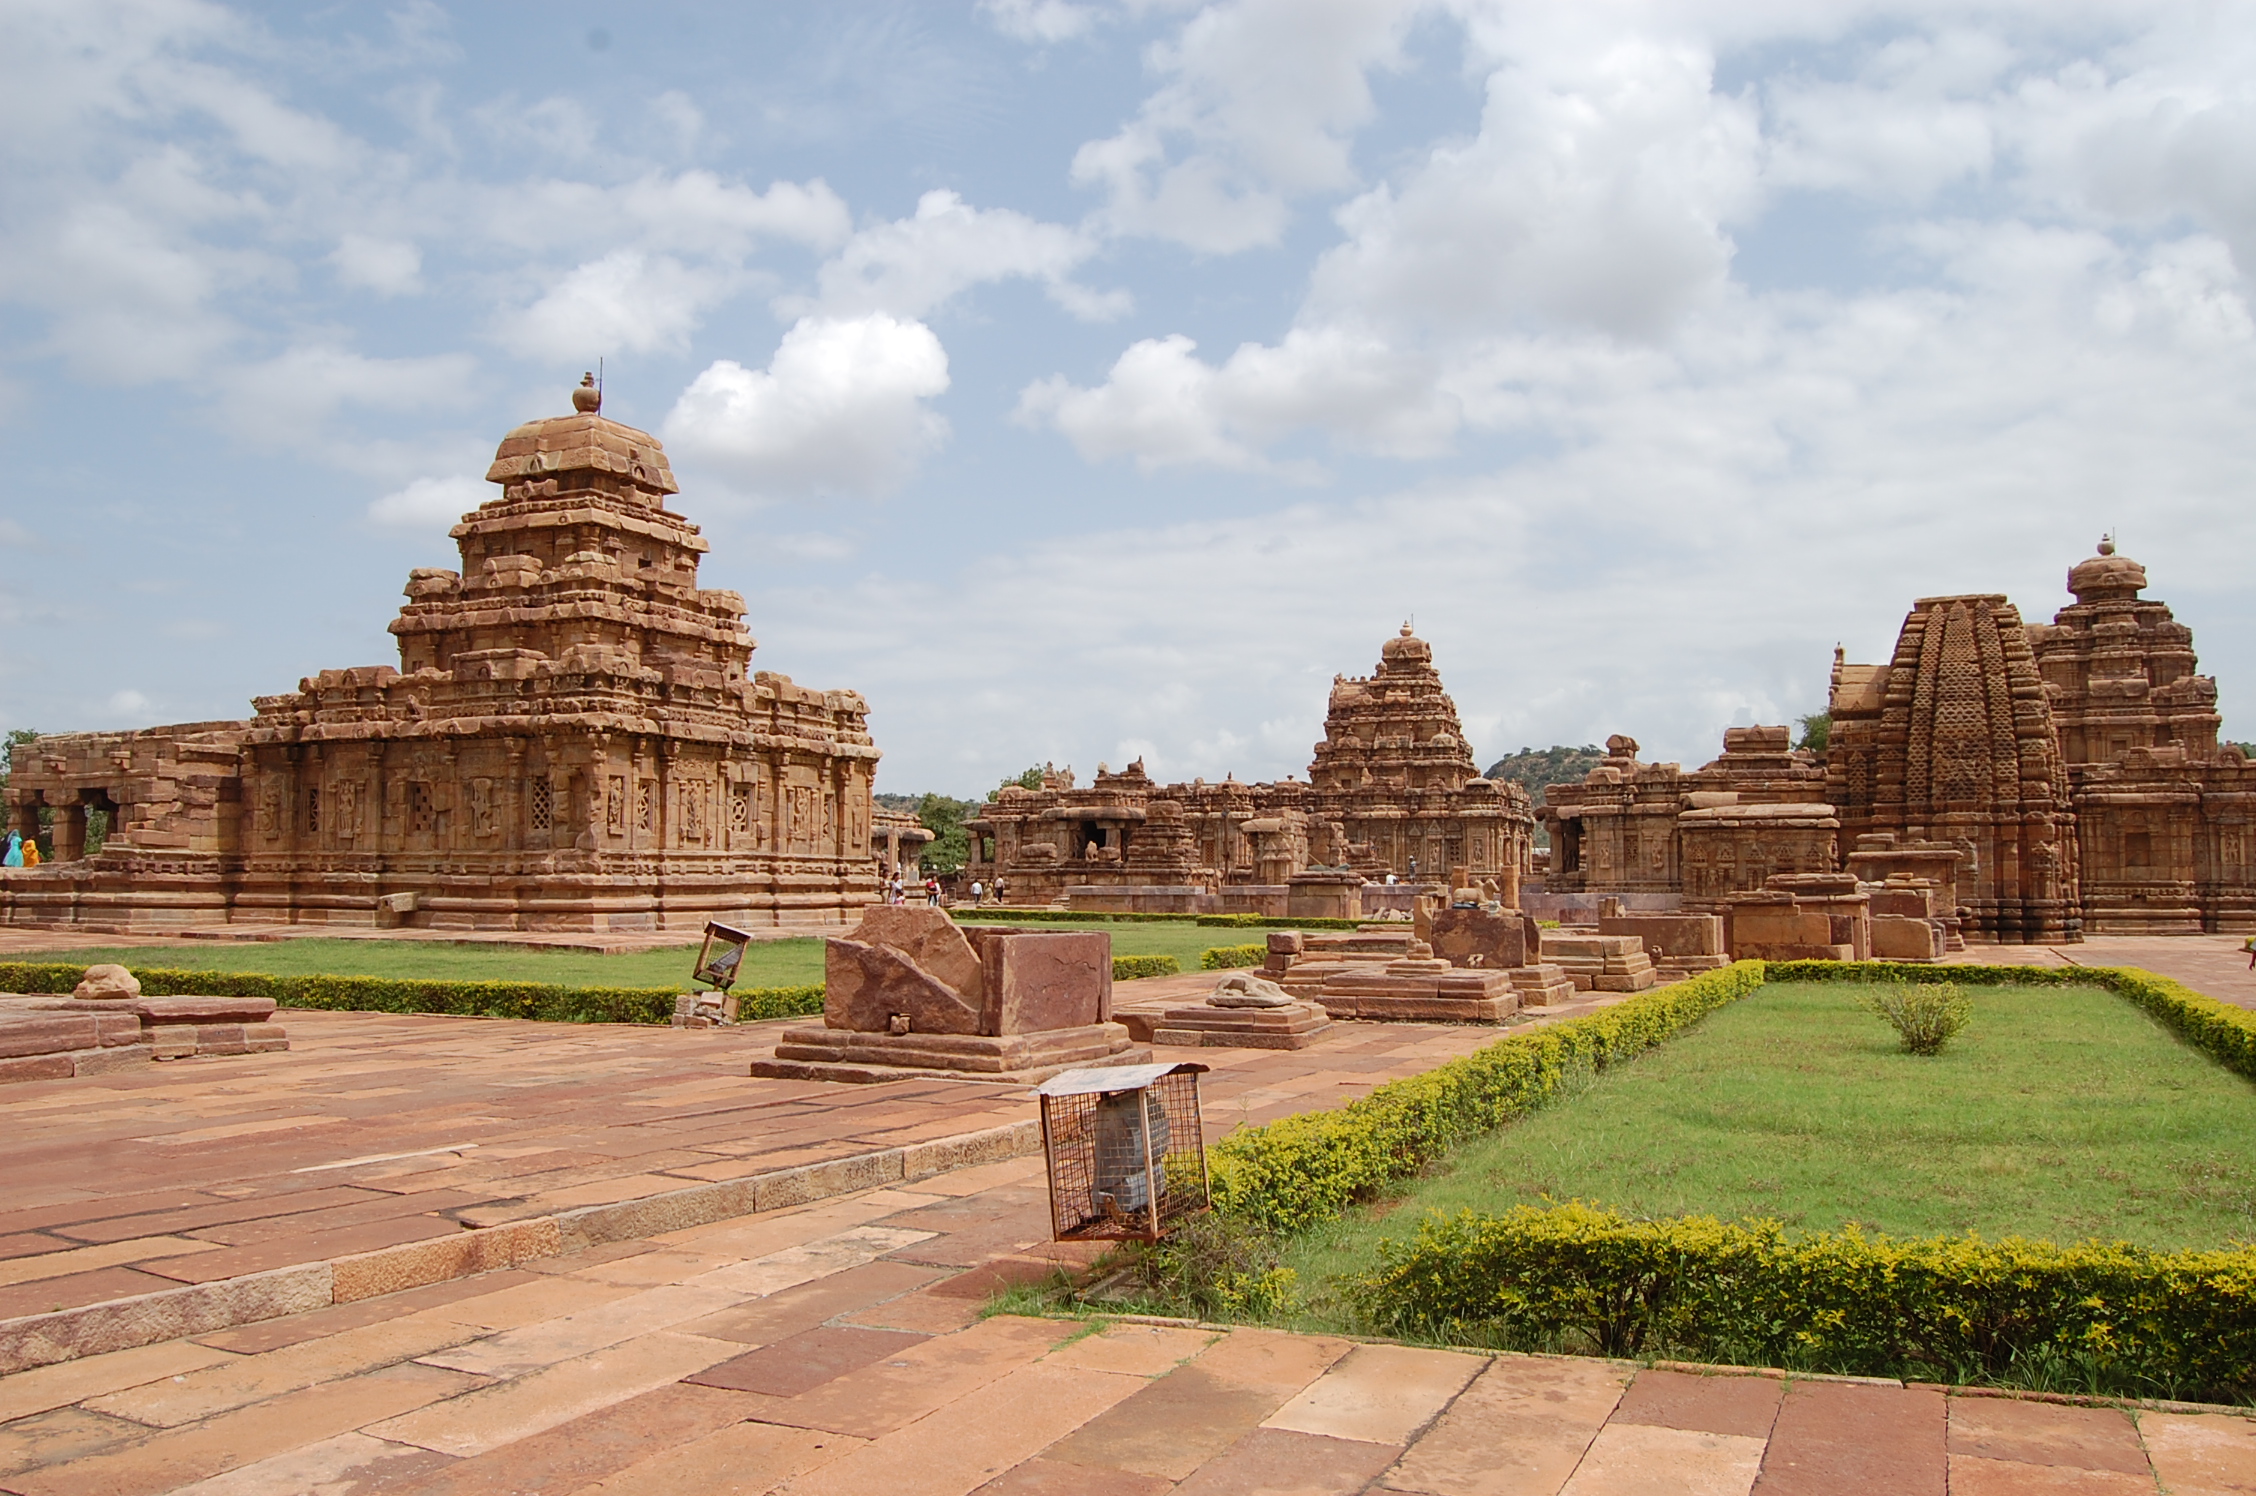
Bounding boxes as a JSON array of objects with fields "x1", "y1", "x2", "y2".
[{"x1": 3, "y1": 378, "x2": 881, "y2": 932}]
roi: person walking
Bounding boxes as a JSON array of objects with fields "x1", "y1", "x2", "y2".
[
  {"x1": 971, "y1": 879, "x2": 984, "y2": 906},
  {"x1": 2, "y1": 832, "x2": 19, "y2": 867}
]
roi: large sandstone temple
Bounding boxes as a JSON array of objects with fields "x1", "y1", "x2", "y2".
[
  {"x1": 1, "y1": 380, "x2": 880, "y2": 932},
  {"x1": 1543, "y1": 541, "x2": 2256, "y2": 940}
]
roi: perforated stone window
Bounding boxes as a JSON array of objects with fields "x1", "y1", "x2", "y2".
[
  {"x1": 637, "y1": 780, "x2": 654, "y2": 832},
  {"x1": 730, "y1": 783, "x2": 751, "y2": 834},
  {"x1": 305, "y1": 788, "x2": 321, "y2": 834},
  {"x1": 407, "y1": 783, "x2": 433, "y2": 834},
  {"x1": 529, "y1": 779, "x2": 552, "y2": 834}
]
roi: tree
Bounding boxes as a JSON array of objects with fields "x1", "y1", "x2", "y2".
[
  {"x1": 989, "y1": 766, "x2": 1044, "y2": 800},
  {"x1": 1796, "y1": 712, "x2": 1831, "y2": 753},
  {"x1": 915, "y1": 793, "x2": 979, "y2": 876}
]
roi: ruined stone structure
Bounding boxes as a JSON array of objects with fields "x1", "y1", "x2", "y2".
[
  {"x1": 3, "y1": 379, "x2": 880, "y2": 932},
  {"x1": 2028, "y1": 542, "x2": 2256, "y2": 933},
  {"x1": 1540, "y1": 727, "x2": 1833, "y2": 908},
  {"x1": 752, "y1": 907, "x2": 1145, "y2": 1083},
  {"x1": 964, "y1": 627, "x2": 1534, "y2": 910}
]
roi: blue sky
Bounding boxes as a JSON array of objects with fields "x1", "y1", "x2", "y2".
[{"x1": 4, "y1": 0, "x2": 2253, "y2": 796}]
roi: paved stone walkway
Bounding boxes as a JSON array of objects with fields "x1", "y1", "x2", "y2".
[
  {"x1": 2, "y1": 1161, "x2": 2250, "y2": 1495},
  {"x1": 2, "y1": 941, "x2": 2252, "y2": 1490},
  {"x1": 0, "y1": 1000, "x2": 1543, "y2": 1329}
]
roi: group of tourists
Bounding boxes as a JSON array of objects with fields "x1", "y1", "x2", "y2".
[
  {"x1": 1, "y1": 831, "x2": 40, "y2": 867},
  {"x1": 883, "y1": 868, "x2": 942, "y2": 907}
]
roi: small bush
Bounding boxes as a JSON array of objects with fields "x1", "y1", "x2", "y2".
[
  {"x1": 1863, "y1": 979, "x2": 1973, "y2": 1055},
  {"x1": 738, "y1": 985, "x2": 825, "y2": 1021},
  {"x1": 1199, "y1": 943, "x2": 1266, "y2": 970},
  {"x1": 1138, "y1": 1212, "x2": 1299, "y2": 1320},
  {"x1": 1113, "y1": 954, "x2": 1181, "y2": 981}
]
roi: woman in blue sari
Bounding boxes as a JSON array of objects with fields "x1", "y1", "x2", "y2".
[{"x1": 2, "y1": 832, "x2": 21, "y2": 867}]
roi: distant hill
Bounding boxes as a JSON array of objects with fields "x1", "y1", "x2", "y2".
[{"x1": 1483, "y1": 745, "x2": 1606, "y2": 806}]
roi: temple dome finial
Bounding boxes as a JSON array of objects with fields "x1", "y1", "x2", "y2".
[
  {"x1": 572, "y1": 372, "x2": 602, "y2": 414},
  {"x1": 2097, "y1": 533, "x2": 2115, "y2": 557}
]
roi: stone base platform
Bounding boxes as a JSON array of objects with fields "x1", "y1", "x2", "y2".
[
  {"x1": 1544, "y1": 934, "x2": 1660, "y2": 992},
  {"x1": 1506, "y1": 961, "x2": 1580, "y2": 1007},
  {"x1": 1316, "y1": 959, "x2": 1520, "y2": 1023},
  {"x1": 751, "y1": 1021, "x2": 1151, "y2": 1085},
  {"x1": 0, "y1": 993, "x2": 287, "y2": 1083},
  {"x1": 1150, "y1": 999, "x2": 1332, "y2": 1049}
]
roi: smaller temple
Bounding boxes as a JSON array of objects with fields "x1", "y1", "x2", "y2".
[{"x1": 963, "y1": 627, "x2": 1536, "y2": 914}]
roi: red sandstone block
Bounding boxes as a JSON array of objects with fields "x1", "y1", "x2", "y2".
[
  {"x1": 193, "y1": 1025, "x2": 250, "y2": 1055},
  {"x1": 0, "y1": 1017, "x2": 101, "y2": 1060},
  {"x1": 0, "y1": 1054, "x2": 75, "y2": 1084},
  {"x1": 95, "y1": 1014, "x2": 145, "y2": 1046},
  {"x1": 74, "y1": 1045, "x2": 153, "y2": 1077},
  {"x1": 134, "y1": 996, "x2": 279, "y2": 1025},
  {"x1": 245, "y1": 1027, "x2": 289, "y2": 1052}
]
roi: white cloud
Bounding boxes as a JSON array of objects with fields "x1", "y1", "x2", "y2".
[
  {"x1": 331, "y1": 234, "x2": 423, "y2": 296},
  {"x1": 368, "y1": 474, "x2": 488, "y2": 533},
  {"x1": 105, "y1": 689, "x2": 154, "y2": 719},
  {"x1": 1018, "y1": 325, "x2": 1453, "y2": 471},
  {"x1": 1071, "y1": 0, "x2": 1427, "y2": 251},
  {"x1": 502, "y1": 251, "x2": 730, "y2": 360},
  {"x1": 795, "y1": 189, "x2": 1122, "y2": 321},
  {"x1": 663, "y1": 314, "x2": 951, "y2": 498},
  {"x1": 218, "y1": 347, "x2": 479, "y2": 449},
  {"x1": 980, "y1": 0, "x2": 1101, "y2": 45},
  {"x1": 1310, "y1": 34, "x2": 1761, "y2": 342}
]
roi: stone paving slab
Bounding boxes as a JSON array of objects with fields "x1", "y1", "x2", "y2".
[{"x1": 4, "y1": 1155, "x2": 2245, "y2": 1494}]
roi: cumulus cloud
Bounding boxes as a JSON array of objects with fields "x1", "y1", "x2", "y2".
[
  {"x1": 331, "y1": 234, "x2": 423, "y2": 295},
  {"x1": 501, "y1": 251, "x2": 730, "y2": 360},
  {"x1": 218, "y1": 347, "x2": 479, "y2": 449},
  {"x1": 368, "y1": 474, "x2": 488, "y2": 533},
  {"x1": 1018, "y1": 326, "x2": 1453, "y2": 471},
  {"x1": 793, "y1": 189, "x2": 1123, "y2": 321},
  {"x1": 662, "y1": 314, "x2": 951, "y2": 498},
  {"x1": 1071, "y1": 0, "x2": 1427, "y2": 251}
]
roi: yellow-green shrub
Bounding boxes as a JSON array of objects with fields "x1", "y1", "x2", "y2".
[
  {"x1": 1113, "y1": 954, "x2": 1181, "y2": 980},
  {"x1": 1209, "y1": 961, "x2": 1767, "y2": 1232},
  {"x1": 1200, "y1": 943, "x2": 1266, "y2": 970},
  {"x1": 1355, "y1": 1202, "x2": 2256, "y2": 1404}
]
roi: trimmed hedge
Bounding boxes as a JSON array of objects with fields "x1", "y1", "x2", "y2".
[
  {"x1": 1113, "y1": 954, "x2": 1181, "y2": 981},
  {"x1": 1208, "y1": 961, "x2": 1768, "y2": 1233},
  {"x1": 1355, "y1": 1204, "x2": 2256, "y2": 1404},
  {"x1": 738, "y1": 985, "x2": 826, "y2": 1021},
  {"x1": 1196, "y1": 913, "x2": 1362, "y2": 930},
  {"x1": 1200, "y1": 943, "x2": 1267, "y2": 970},
  {"x1": 0, "y1": 959, "x2": 817, "y2": 1027}
]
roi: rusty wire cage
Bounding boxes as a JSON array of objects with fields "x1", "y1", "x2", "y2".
[{"x1": 1035, "y1": 1062, "x2": 1210, "y2": 1242}]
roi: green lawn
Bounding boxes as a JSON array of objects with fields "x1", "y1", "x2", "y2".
[
  {"x1": 1278, "y1": 981, "x2": 2256, "y2": 1307},
  {"x1": 40, "y1": 915, "x2": 1242, "y2": 992}
]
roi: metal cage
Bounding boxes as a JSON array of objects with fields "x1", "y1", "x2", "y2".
[
  {"x1": 692, "y1": 920, "x2": 753, "y2": 991},
  {"x1": 1035, "y1": 1062, "x2": 1210, "y2": 1242}
]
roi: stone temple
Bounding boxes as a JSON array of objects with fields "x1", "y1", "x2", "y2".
[
  {"x1": 1538, "y1": 541, "x2": 2256, "y2": 941},
  {"x1": 2, "y1": 379, "x2": 880, "y2": 932},
  {"x1": 964, "y1": 625, "x2": 1535, "y2": 915}
]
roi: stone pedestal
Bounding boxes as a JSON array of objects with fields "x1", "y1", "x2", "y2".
[
  {"x1": 1723, "y1": 873, "x2": 1872, "y2": 962},
  {"x1": 1543, "y1": 934, "x2": 1659, "y2": 992},
  {"x1": 1597, "y1": 906, "x2": 1727, "y2": 981},
  {"x1": 751, "y1": 908, "x2": 1149, "y2": 1085},
  {"x1": 1314, "y1": 958, "x2": 1519, "y2": 1023},
  {"x1": 1144, "y1": 972, "x2": 1331, "y2": 1050}
]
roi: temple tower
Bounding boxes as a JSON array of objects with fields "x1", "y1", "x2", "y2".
[{"x1": 1828, "y1": 594, "x2": 2079, "y2": 943}]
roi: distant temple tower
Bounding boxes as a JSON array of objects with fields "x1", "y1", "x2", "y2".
[
  {"x1": 1827, "y1": 593, "x2": 2079, "y2": 943},
  {"x1": 2027, "y1": 540, "x2": 2255, "y2": 933},
  {"x1": 4, "y1": 378, "x2": 882, "y2": 932}
]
